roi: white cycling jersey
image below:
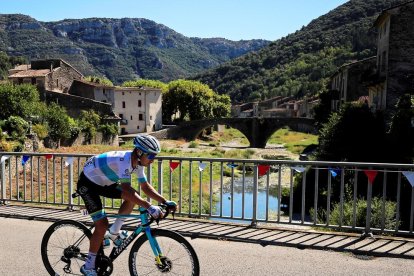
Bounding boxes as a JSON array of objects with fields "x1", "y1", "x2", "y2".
[{"x1": 83, "y1": 151, "x2": 147, "y2": 186}]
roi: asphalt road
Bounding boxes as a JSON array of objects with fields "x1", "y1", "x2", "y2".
[{"x1": 1, "y1": 217, "x2": 413, "y2": 276}]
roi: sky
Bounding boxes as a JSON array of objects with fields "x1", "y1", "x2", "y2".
[{"x1": 0, "y1": 0, "x2": 349, "y2": 41}]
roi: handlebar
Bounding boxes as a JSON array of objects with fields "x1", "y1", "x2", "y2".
[{"x1": 142, "y1": 203, "x2": 175, "y2": 227}]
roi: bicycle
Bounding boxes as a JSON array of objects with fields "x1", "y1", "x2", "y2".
[{"x1": 40, "y1": 203, "x2": 200, "y2": 275}]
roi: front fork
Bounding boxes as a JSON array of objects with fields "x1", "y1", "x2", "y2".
[{"x1": 145, "y1": 227, "x2": 164, "y2": 264}]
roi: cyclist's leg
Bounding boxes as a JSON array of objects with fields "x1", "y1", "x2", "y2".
[{"x1": 77, "y1": 172, "x2": 110, "y2": 272}]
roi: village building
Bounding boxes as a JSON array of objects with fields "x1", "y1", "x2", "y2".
[
  {"x1": 8, "y1": 59, "x2": 83, "y2": 93},
  {"x1": 69, "y1": 80, "x2": 162, "y2": 134},
  {"x1": 367, "y1": 1, "x2": 414, "y2": 112},
  {"x1": 329, "y1": 57, "x2": 377, "y2": 110}
]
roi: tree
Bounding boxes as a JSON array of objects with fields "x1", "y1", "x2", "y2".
[
  {"x1": 84, "y1": 76, "x2": 114, "y2": 86},
  {"x1": 45, "y1": 103, "x2": 72, "y2": 147},
  {"x1": 0, "y1": 83, "x2": 44, "y2": 120},
  {"x1": 122, "y1": 79, "x2": 168, "y2": 92},
  {"x1": 316, "y1": 102, "x2": 386, "y2": 162},
  {"x1": 162, "y1": 80, "x2": 230, "y2": 122}
]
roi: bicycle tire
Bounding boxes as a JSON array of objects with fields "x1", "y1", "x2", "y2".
[
  {"x1": 128, "y1": 229, "x2": 200, "y2": 276},
  {"x1": 41, "y1": 219, "x2": 92, "y2": 275}
]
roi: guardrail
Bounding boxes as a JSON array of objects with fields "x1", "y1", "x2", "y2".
[{"x1": 1, "y1": 152, "x2": 414, "y2": 236}]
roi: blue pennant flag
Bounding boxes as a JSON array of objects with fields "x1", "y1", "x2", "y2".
[
  {"x1": 329, "y1": 168, "x2": 341, "y2": 178},
  {"x1": 21, "y1": 155, "x2": 30, "y2": 166},
  {"x1": 227, "y1": 163, "x2": 238, "y2": 169}
]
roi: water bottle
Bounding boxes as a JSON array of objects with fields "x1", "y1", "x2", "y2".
[
  {"x1": 113, "y1": 230, "x2": 128, "y2": 247},
  {"x1": 102, "y1": 237, "x2": 110, "y2": 249}
]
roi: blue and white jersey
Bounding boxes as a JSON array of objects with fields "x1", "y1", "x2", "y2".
[{"x1": 83, "y1": 151, "x2": 147, "y2": 186}]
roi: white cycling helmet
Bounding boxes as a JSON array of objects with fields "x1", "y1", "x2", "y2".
[{"x1": 133, "y1": 134, "x2": 161, "y2": 154}]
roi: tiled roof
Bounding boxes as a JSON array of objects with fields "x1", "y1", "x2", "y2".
[{"x1": 9, "y1": 69, "x2": 51, "y2": 78}]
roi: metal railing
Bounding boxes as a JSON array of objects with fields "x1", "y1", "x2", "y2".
[{"x1": 1, "y1": 152, "x2": 414, "y2": 236}]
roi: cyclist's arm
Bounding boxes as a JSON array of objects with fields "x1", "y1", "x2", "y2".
[
  {"x1": 120, "y1": 183, "x2": 151, "y2": 209},
  {"x1": 140, "y1": 181, "x2": 167, "y2": 204}
]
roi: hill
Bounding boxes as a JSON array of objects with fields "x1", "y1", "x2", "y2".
[
  {"x1": 192, "y1": 0, "x2": 408, "y2": 103},
  {"x1": 0, "y1": 14, "x2": 270, "y2": 84}
]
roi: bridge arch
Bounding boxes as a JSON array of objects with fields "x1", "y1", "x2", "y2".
[{"x1": 157, "y1": 117, "x2": 316, "y2": 148}]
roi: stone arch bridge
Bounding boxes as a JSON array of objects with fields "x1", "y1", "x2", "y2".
[{"x1": 153, "y1": 117, "x2": 316, "y2": 148}]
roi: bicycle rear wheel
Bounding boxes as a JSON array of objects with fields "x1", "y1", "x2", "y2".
[
  {"x1": 128, "y1": 229, "x2": 200, "y2": 276},
  {"x1": 41, "y1": 220, "x2": 92, "y2": 275}
]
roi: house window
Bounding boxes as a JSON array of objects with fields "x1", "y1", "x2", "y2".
[
  {"x1": 130, "y1": 115, "x2": 133, "y2": 120},
  {"x1": 137, "y1": 126, "x2": 140, "y2": 129},
  {"x1": 139, "y1": 114, "x2": 143, "y2": 120},
  {"x1": 150, "y1": 116, "x2": 152, "y2": 120},
  {"x1": 122, "y1": 101, "x2": 126, "y2": 108},
  {"x1": 138, "y1": 100, "x2": 142, "y2": 107},
  {"x1": 122, "y1": 92, "x2": 125, "y2": 95},
  {"x1": 56, "y1": 79, "x2": 59, "y2": 87},
  {"x1": 119, "y1": 114, "x2": 123, "y2": 119}
]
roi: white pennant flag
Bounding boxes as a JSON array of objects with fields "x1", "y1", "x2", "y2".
[
  {"x1": 403, "y1": 171, "x2": 414, "y2": 187},
  {"x1": 0, "y1": 155, "x2": 11, "y2": 164},
  {"x1": 291, "y1": 166, "x2": 305, "y2": 173},
  {"x1": 199, "y1": 162, "x2": 207, "y2": 172},
  {"x1": 65, "y1": 157, "x2": 74, "y2": 167}
]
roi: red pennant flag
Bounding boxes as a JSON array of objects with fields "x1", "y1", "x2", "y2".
[
  {"x1": 364, "y1": 170, "x2": 378, "y2": 184},
  {"x1": 258, "y1": 165, "x2": 270, "y2": 177},
  {"x1": 45, "y1": 154, "x2": 53, "y2": 160},
  {"x1": 170, "y1": 161, "x2": 180, "y2": 172}
]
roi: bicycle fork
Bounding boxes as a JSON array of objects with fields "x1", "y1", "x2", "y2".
[{"x1": 145, "y1": 227, "x2": 164, "y2": 265}]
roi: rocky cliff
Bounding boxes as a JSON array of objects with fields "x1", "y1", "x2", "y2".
[{"x1": 0, "y1": 14, "x2": 270, "y2": 83}]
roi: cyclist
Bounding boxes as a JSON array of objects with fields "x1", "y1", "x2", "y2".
[{"x1": 77, "y1": 134, "x2": 177, "y2": 276}]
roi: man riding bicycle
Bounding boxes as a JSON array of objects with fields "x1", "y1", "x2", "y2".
[{"x1": 77, "y1": 134, "x2": 177, "y2": 276}]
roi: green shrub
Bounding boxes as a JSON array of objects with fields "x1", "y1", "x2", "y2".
[
  {"x1": 188, "y1": 141, "x2": 198, "y2": 148},
  {"x1": 99, "y1": 123, "x2": 118, "y2": 139},
  {"x1": 4, "y1": 116, "x2": 29, "y2": 140},
  {"x1": 32, "y1": 123, "x2": 48, "y2": 140},
  {"x1": 311, "y1": 197, "x2": 399, "y2": 230}
]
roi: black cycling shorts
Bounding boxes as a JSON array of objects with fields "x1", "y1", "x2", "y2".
[{"x1": 77, "y1": 172, "x2": 122, "y2": 221}]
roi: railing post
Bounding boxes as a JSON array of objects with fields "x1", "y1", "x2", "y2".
[
  {"x1": 157, "y1": 159, "x2": 163, "y2": 195},
  {"x1": 364, "y1": 175, "x2": 373, "y2": 238},
  {"x1": 251, "y1": 165, "x2": 258, "y2": 227},
  {"x1": 1, "y1": 158, "x2": 6, "y2": 205},
  {"x1": 67, "y1": 161, "x2": 74, "y2": 210}
]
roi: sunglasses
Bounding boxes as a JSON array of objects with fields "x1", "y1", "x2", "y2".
[{"x1": 144, "y1": 153, "x2": 157, "y2": 160}]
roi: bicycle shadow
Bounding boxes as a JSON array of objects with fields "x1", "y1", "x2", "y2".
[{"x1": 149, "y1": 218, "x2": 414, "y2": 260}]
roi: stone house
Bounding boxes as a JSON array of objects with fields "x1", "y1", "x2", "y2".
[
  {"x1": 69, "y1": 80, "x2": 163, "y2": 134},
  {"x1": 367, "y1": 1, "x2": 414, "y2": 112},
  {"x1": 8, "y1": 59, "x2": 83, "y2": 93},
  {"x1": 329, "y1": 57, "x2": 377, "y2": 110}
]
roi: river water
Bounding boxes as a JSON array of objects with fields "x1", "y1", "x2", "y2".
[{"x1": 212, "y1": 176, "x2": 279, "y2": 221}]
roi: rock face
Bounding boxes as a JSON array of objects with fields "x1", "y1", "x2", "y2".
[{"x1": 0, "y1": 14, "x2": 270, "y2": 83}]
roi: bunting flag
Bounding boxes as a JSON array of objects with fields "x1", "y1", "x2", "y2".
[
  {"x1": 291, "y1": 166, "x2": 305, "y2": 173},
  {"x1": 0, "y1": 155, "x2": 11, "y2": 164},
  {"x1": 64, "y1": 157, "x2": 74, "y2": 167},
  {"x1": 227, "y1": 163, "x2": 238, "y2": 169},
  {"x1": 329, "y1": 168, "x2": 341, "y2": 178},
  {"x1": 364, "y1": 170, "x2": 378, "y2": 184},
  {"x1": 199, "y1": 162, "x2": 207, "y2": 172},
  {"x1": 44, "y1": 154, "x2": 53, "y2": 160},
  {"x1": 169, "y1": 161, "x2": 180, "y2": 172},
  {"x1": 21, "y1": 155, "x2": 30, "y2": 166},
  {"x1": 258, "y1": 164, "x2": 270, "y2": 177},
  {"x1": 402, "y1": 171, "x2": 414, "y2": 187}
]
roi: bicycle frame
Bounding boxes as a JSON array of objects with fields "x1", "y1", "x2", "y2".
[{"x1": 102, "y1": 207, "x2": 164, "y2": 265}]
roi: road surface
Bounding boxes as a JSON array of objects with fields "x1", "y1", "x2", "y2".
[{"x1": 1, "y1": 217, "x2": 413, "y2": 275}]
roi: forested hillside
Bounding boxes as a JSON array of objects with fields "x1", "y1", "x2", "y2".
[
  {"x1": 0, "y1": 15, "x2": 269, "y2": 83},
  {"x1": 193, "y1": 0, "x2": 408, "y2": 103}
]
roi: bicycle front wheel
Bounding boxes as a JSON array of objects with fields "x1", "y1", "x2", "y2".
[
  {"x1": 41, "y1": 219, "x2": 92, "y2": 275},
  {"x1": 128, "y1": 229, "x2": 200, "y2": 276}
]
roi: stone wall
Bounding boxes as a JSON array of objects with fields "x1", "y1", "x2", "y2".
[
  {"x1": 387, "y1": 3, "x2": 414, "y2": 111},
  {"x1": 40, "y1": 90, "x2": 113, "y2": 118}
]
